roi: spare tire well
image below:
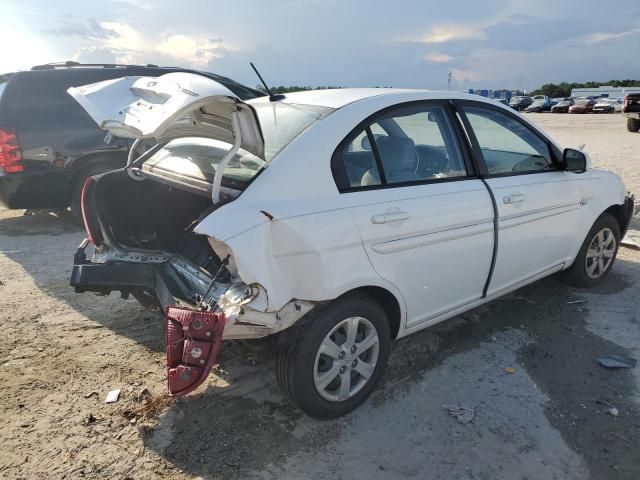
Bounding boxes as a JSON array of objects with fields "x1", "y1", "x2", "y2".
[{"x1": 341, "y1": 286, "x2": 402, "y2": 340}]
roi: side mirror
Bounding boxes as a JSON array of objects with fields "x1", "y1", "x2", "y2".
[{"x1": 563, "y1": 148, "x2": 587, "y2": 173}]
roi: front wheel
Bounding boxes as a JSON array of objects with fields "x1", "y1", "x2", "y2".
[
  {"x1": 627, "y1": 118, "x2": 640, "y2": 133},
  {"x1": 276, "y1": 293, "x2": 391, "y2": 419},
  {"x1": 564, "y1": 213, "x2": 620, "y2": 287}
]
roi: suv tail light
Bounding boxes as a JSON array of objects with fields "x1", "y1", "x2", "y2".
[
  {"x1": 80, "y1": 176, "x2": 103, "y2": 244},
  {"x1": 0, "y1": 128, "x2": 24, "y2": 173},
  {"x1": 623, "y1": 95, "x2": 629, "y2": 113}
]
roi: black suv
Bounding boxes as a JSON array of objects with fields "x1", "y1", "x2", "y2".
[{"x1": 0, "y1": 62, "x2": 262, "y2": 220}]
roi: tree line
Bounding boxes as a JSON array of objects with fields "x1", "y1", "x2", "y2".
[{"x1": 530, "y1": 80, "x2": 640, "y2": 98}]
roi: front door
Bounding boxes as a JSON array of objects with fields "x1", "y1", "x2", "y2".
[
  {"x1": 460, "y1": 104, "x2": 583, "y2": 296},
  {"x1": 332, "y1": 102, "x2": 494, "y2": 327}
]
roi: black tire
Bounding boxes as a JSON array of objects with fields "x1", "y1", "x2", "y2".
[
  {"x1": 276, "y1": 293, "x2": 391, "y2": 419},
  {"x1": 69, "y1": 164, "x2": 115, "y2": 224},
  {"x1": 627, "y1": 118, "x2": 640, "y2": 133},
  {"x1": 564, "y1": 213, "x2": 620, "y2": 287}
]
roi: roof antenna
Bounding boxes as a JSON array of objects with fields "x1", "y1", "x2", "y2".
[{"x1": 250, "y1": 62, "x2": 285, "y2": 102}]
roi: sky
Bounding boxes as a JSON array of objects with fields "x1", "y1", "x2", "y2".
[{"x1": 2, "y1": 0, "x2": 639, "y2": 91}]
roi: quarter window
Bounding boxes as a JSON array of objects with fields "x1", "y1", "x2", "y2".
[
  {"x1": 463, "y1": 106, "x2": 554, "y2": 174},
  {"x1": 333, "y1": 104, "x2": 467, "y2": 190}
]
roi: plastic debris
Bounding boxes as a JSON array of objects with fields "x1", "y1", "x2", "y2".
[
  {"x1": 608, "y1": 406, "x2": 619, "y2": 417},
  {"x1": 443, "y1": 405, "x2": 475, "y2": 424},
  {"x1": 566, "y1": 300, "x2": 586, "y2": 305},
  {"x1": 598, "y1": 355, "x2": 637, "y2": 369},
  {"x1": 504, "y1": 367, "x2": 516, "y2": 374},
  {"x1": 105, "y1": 389, "x2": 121, "y2": 404}
]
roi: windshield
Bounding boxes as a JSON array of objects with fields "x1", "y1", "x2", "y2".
[{"x1": 143, "y1": 102, "x2": 333, "y2": 191}]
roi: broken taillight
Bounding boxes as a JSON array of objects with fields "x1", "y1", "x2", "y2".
[
  {"x1": 0, "y1": 128, "x2": 24, "y2": 173},
  {"x1": 166, "y1": 307, "x2": 225, "y2": 396},
  {"x1": 623, "y1": 95, "x2": 629, "y2": 113}
]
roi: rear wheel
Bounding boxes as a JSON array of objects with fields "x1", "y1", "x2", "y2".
[
  {"x1": 276, "y1": 293, "x2": 391, "y2": 419},
  {"x1": 564, "y1": 213, "x2": 620, "y2": 287},
  {"x1": 627, "y1": 118, "x2": 640, "y2": 133}
]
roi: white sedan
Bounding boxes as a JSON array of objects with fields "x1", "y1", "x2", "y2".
[{"x1": 69, "y1": 73, "x2": 635, "y2": 418}]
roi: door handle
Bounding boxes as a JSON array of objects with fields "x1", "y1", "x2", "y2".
[
  {"x1": 371, "y1": 211, "x2": 410, "y2": 224},
  {"x1": 503, "y1": 193, "x2": 526, "y2": 205}
]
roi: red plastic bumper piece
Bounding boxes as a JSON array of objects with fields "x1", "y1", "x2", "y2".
[{"x1": 165, "y1": 306, "x2": 225, "y2": 396}]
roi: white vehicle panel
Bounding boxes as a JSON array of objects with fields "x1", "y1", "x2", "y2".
[{"x1": 342, "y1": 181, "x2": 494, "y2": 327}]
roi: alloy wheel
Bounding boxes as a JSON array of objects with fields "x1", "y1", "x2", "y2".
[
  {"x1": 313, "y1": 316, "x2": 380, "y2": 402},
  {"x1": 585, "y1": 227, "x2": 616, "y2": 279}
]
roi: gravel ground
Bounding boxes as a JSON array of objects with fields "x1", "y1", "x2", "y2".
[{"x1": 0, "y1": 113, "x2": 638, "y2": 480}]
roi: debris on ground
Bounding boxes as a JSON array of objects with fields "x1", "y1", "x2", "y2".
[
  {"x1": 621, "y1": 230, "x2": 640, "y2": 250},
  {"x1": 504, "y1": 367, "x2": 516, "y2": 374},
  {"x1": 566, "y1": 300, "x2": 586, "y2": 305},
  {"x1": 116, "y1": 393, "x2": 174, "y2": 423},
  {"x1": 105, "y1": 389, "x2": 121, "y2": 404},
  {"x1": 443, "y1": 405, "x2": 475, "y2": 424},
  {"x1": 84, "y1": 391, "x2": 99, "y2": 399},
  {"x1": 608, "y1": 406, "x2": 619, "y2": 417},
  {"x1": 598, "y1": 355, "x2": 637, "y2": 369}
]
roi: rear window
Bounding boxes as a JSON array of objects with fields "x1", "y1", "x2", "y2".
[{"x1": 142, "y1": 102, "x2": 333, "y2": 191}]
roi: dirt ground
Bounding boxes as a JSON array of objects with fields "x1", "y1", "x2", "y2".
[{"x1": 1, "y1": 113, "x2": 639, "y2": 480}]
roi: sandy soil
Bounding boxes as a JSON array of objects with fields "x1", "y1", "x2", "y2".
[{"x1": 0, "y1": 113, "x2": 639, "y2": 480}]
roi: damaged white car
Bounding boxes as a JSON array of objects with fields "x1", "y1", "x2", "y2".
[{"x1": 69, "y1": 72, "x2": 635, "y2": 418}]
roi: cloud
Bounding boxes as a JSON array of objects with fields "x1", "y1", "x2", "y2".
[
  {"x1": 72, "y1": 46, "x2": 117, "y2": 64},
  {"x1": 72, "y1": 22, "x2": 227, "y2": 68},
  {"x1": 44, "y1": 18, "x2": 118, "y2": 40},
  {"x1": 420, "y1": 24, "x2": 487, "y2": 44},
  {"x1": 425, "y1": 53, "x2": 453, "y2": 63},
  {"x1": 582, "y1": 28, "x2": 640, "y2": 45},
  {"x1": 157, "y1": 35, "x2": 224, "y2": 67}
]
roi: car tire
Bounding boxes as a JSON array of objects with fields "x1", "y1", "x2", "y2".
[
  {"x1": 69, "y1": 163, "x2": 116, "y2": 224},
  {"x1": 564, "y1": 213, "x2": 620, "y2": 287},
  {"x1": 276, "y1": 293, "x2": 391, "y2": 419},
  {"x1": 627, "y1": 118, "x2": 640, "y2": 133}
]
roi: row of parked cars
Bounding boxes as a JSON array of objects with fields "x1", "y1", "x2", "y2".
[
  {"x1": 0, "y1": 63, "x2": 636, "y2": 418},
  {"x1": 506, "y1": 95, "x2": 624, "y2": 114}
]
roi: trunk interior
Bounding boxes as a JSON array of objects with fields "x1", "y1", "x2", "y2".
[{"x1": 92, "y1": 170, "x2": 220, "y2": 273}]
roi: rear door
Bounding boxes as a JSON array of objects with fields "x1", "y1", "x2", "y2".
[
  {"x1": 333, "y1": 102, "x2": 494, "y2": 328},
  {"x1": 458, "y1": 103, "x2": 583, "y2": 296}
]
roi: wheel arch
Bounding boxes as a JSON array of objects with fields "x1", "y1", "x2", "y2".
[
  {"x1": 337, "y1": 285, "x2": 403, "y2": 340},
  {"x1": 68, "y1": 151, "x2": 128, "y2": 196},
  {"x1": 603, "y1": 203, "x2": 632, "y2": 237}
]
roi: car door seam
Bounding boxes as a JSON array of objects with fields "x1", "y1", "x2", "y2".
[{"x1": 480, "y1": 178, "x2": 499, "y2": 298}]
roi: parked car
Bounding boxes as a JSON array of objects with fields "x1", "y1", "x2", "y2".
[
  {"x1": 551, "y1": 98, "x2": 574, "y2": 113},
  {"x1": 614, "y1": 97, "x2": 625, "y2": 112},
  {"x1": 69, "y1": 73, "x2": 635, "y2": 418},
  {"x1": 0, "y1": 62, "x2": 263, "y2": 220},
  {"x1": 569, "y1": 98, "x2": 596, "y2": 113},
  {"x1": 524, "y1": 99, "x2": 546, "y2": 113},
  {"x1": 509, "y1": 95, "x2": 533, "y2": 111},
  {"x1": 622, "y1": 93, "x2": 640, "y2": 132},
  {"x1": 531, "y1": 95, "x2": 552, "y2": 111},
  {"x1": 592, "y1": 98, "x2": 618, "y2": 113}
]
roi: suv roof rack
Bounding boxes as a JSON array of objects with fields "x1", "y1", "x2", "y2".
[{"x1": 31, "y1": 61, "x2": 164, "y2": 71}]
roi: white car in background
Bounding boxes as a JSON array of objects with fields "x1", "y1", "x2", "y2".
[{"x1": 68, "y1": 73, "x2": 635, "y2": 418}]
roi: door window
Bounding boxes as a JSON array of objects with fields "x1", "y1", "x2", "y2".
[
  {"x1": 463, "y1": 106, "x2": 554, "y2": 174},
  {"x1": 332, "y1": 104, "x2": 467, "y2": 190}
]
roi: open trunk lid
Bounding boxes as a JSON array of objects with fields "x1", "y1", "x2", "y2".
[{"x1": 67, "y1": 72, "x2": 264, "y2": 159}]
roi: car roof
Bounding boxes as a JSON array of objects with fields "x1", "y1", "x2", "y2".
[{"x1": 248, "y1": 88, "x2": 498, "y2": 109}]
